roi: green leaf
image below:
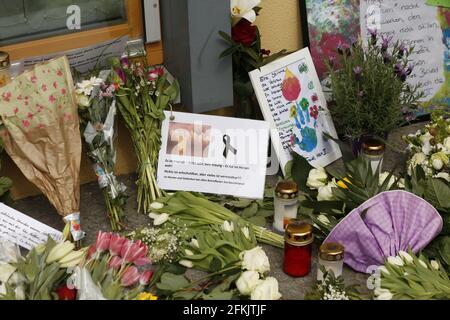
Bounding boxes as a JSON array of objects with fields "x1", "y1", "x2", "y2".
[
  {"x1": 156, "y1": 273, "x2": 190, "y2": 292},
  {"x1": 247, "y1": 215, "x2": 266, "y2": 227},
  {"x1": 290, "y1": 152, "x2": 314, "y2": 193},
  {"x1": 241, "y1": 203, "x2": 258, "y2": 218}
]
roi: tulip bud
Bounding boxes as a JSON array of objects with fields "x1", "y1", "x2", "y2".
[
  {"x1": 121, "y1": 266, "x2": 140, "y2": 287},
  {"x1": 139, "y1": 270, "x2": 154, "y2": 286}
]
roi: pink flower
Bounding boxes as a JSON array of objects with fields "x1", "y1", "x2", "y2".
[
  {"x1": 109, "y1": 234, "x2": 127, "y2": 256},
  {"x1": 2, "y1": 92, "x2": 11, "y2": 102},
  {"x1": 120, "y1": 241, "x2": 148, "y2": 264},
  {"x1": 57, "y1": 70, "x2": 63, "y2": 77},
  {"x1": 134, "y1": 256, "x2": 151, "y2": 266},
  {"x1": 22, "y1": 120, "x2": 30, "y2": 128},
  {"x1": 61, "y1": 88, "x2": 66, "y2": 95},
  {"x1": 95, "y1": 231, "x2": 112, "y2": 253},
  {"x1": 53, "y1": 81, "x2": 58, "y2": 89},
  {"x1": 17, "y1": 95, "x2": 22, "y2": 100},
  {"x1": 121, "y1": 266, "x2": 140, "y2": 287},
  {"x1": 38, "y1": 123, "x2": 45, "y2": 129},
  {"x1": 13, "y1": 107, "x2": 19, "y2": 114},
  {"x1": 27, "y1": 112, "x2": 34, "y2": 120},
  {"x1": 30, "y1": 76, "x2": 37, "y2": 83},
  {"x1": 42, "y1": 84, "x2": 47, "y2": 92},
  {"x1": 108, "y1": 256, "x2": 123, "y2": 270},
  {"x1": 139, "y1": 270, "x2": 153, "y2": 286},
  {"x1": 49, "y1": 95, "x2": 56, "y2": 103},
  {"x1": 87, "y1": 245, "x2": 97, "y2": 260}
]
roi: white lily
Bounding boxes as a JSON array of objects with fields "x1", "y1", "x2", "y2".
[{"x1": 230, "y1": 0, "x2": 261, "y2": 26}]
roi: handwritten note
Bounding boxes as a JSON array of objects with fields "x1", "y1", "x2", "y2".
[
  {"x1": 0, "y1": 203, "x2": 62, "y2": 250},
  {"x1": 360, "y1": 0, "x2": 447, "y2": 103},
  {"x1": 250, "y1": 48, "x2": 342, "y2": 173}
]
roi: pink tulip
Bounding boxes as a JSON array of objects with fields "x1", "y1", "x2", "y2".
[
  {"x1": 121, "y1": 266, "x2": 140, "y2": 287},
  {"x1": 109, "y1": 234, "x2": 127, "y2": 256},
  {"x1": 134, "y1": 256, "x2": 152, "y2": 266},
  {"x1": 95, "y1": 231, "x2": 112, "y2": 252},
  {"x1": 139, "y1": 270, "x2": 154, "y2": 286},
  {"x1": 108, "y1": 256, "x2": 123, "y2": 270},
  {"x1": 87, "y1": 245, "x2": 97, "y2": 260}
]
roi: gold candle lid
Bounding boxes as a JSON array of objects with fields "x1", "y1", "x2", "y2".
[
  {"x1": 0, "y1": 52, "x2": 10, "y2": 70},
  {"x1": 275, "y1": 180, "x2": 299, "y2": 199},
  {"x1": 285, "y1": 220, "x2": 313, "y2": 246},
  {"x1": 319, "y1": 242, "x2": 344, "y2": 261},
  {"x1": 362, "y1": 138, "x2": 385, "y2": 155}
]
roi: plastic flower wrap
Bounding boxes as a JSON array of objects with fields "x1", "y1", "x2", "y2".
[
  {"x1": 0, "y1": 56, "x2": 83, "y2": 241},
  {"x1": 76, "y1": 70, "x2": 128, "y2": 231},
  {"x1": 403, "y1": 112, "x2": 450, "y2": 181}
]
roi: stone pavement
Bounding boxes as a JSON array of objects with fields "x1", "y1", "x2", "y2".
[{"x1": 10, "y1": 121, "x2": 426, "y2": 299}]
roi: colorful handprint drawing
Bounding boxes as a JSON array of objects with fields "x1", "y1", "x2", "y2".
[{"x1": 289, "y1": 97, "x2": 319, "y2": 152}]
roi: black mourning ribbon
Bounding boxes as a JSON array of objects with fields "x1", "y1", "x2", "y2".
[{"x1": 223, "y1": 134, "x2": 237, "y2": 158}]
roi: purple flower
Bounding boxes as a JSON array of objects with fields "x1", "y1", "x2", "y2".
[
  {"x1": 394, "y1": 63, "x2": 402, "y2": 74},
  {"x1": 350, "y1": 36, "x2": 358, "y2": 48},
  {"x1": 337, "y1": 42, "x2": 346, "y2": 55},
  {"x1": 381, "y1": 35, "x2": 392, "y2": 52},
  {"x1": 115, "y1": 68, "x2": 126, "y2": 84},
  {"x1": 120, "y1": 57, "x2": 130, "y2": 69},
  {"x1": 353, "y1": 66, "x2": 362, "y2": 81},
  {"x1": 383, "y1": 53, "x2": 392, "y2": 64},
  {"x1": 406, "y1": 64, "x2": 414, "y2": 76},
  {"x1": 368, "y1": 28, "x2": 378, "y2": 44},
  {"x1": 397, "y1": 43, "x2": 407, "y2": 58}
]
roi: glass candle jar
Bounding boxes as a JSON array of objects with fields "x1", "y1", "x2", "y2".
[
  {"x1": 283, "y1": 220, "x2": 313, "y2": 277},
  {"x1": 317, "y1": 242, "x2": 345, "y2": 281},
  {"x1": 361, "y1": 138, "x2": 385, "y2": 173},
  {"x1": 273, "y1": 180, "x2": 299, "y2": 233},
  {"x1": 0, "y1": 52, "x2": 11, "y2": 87}
]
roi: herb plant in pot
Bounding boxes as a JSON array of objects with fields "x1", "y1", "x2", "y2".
[{"x1": 327, "y1": 29, "x2": 424, "y2": 154}]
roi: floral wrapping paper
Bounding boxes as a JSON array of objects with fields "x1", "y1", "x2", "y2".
[{"x1": 0, "y1": 56, "x2": 81, "y2": 218}]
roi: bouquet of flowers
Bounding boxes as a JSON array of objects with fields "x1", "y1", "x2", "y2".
[
  {"x1": 372, "y1": 250, "x2": 450, "y2": 300},
  {"x1": 76, "y1": 71, "x2": 128, "y2": 231},
  {"x1": 220, "y1": 0, "x2": 286, "y2": 118},
  {"x1": 0, "y1": 238, "x2": 86, "y2": 300},
  {"x1": 70, "y1": 231, "x2": 153, "y2": 300},
  {"x1": 327, "y1": 28, "x2": 424, "y2": 141},
  {"x1": 154, "y1": 221, "x2": 281, "y2": 300},
  {"x1": 0, "y1": 137, "x2": 12, "y2": 202},
  {"x1": 112, "y1": 58, "x2": 179, "y2": 214},
  {"x1": 148, "y1": 191, "x2": 284, "y2": 248},
  {"x1": 404, "y1": 112, "x2": 450, "y2": 181}
]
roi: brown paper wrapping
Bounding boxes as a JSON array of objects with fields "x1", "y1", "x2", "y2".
[{"x1": 0, "y1": 56, "x2": 81, "y2": 217}]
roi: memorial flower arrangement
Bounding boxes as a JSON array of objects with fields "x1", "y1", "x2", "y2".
[
  {"x1": 76, "y1": 72, "x2": 128, "y2": 231},
  {"x1": 0, "y1": 238, "x2": 86, "y2": 300},
  {"x1": 148, "y1": 191, "x2": 284, "y2": 248},
  {"x1": 327, "y1": 29, "x2": 424, "y2": 141},
  {"x1": 153, "y1": 221, "x2": 281, "y2": 300},
  {"x1": 69, "y1": 231, "x2": 153, "y2": 300},
  {"x1": 112, "y1": 58, "x2": 179, "y2": 214},
  {"x1": 373, "y1": 250, "x2": 450, "y2": 300},
  {"x1": 0, "y1": 137, "x2": 12, "y2": 202},
  {"x1": 403, "y1": 111, "x2": 450, "y2": 180},
  {"x1": 220, "y1": 0, "x2": 287, "y2": 118}
]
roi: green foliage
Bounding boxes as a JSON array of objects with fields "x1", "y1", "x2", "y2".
[
  {"x1": 0, "y1": 137, "x2": 12, "y2": 202},
  {"x1": 328, "y1": 34, "x2": 424, "y2": 140}
]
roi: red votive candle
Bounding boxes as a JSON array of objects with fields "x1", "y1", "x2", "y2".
[{"x1": 283, "y1": 220, "x2": 313, "y2": 277}]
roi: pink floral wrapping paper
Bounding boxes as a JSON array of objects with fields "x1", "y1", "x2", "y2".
[{"x1": 0, "y1": 56, "x2": 81, "y2": 218}]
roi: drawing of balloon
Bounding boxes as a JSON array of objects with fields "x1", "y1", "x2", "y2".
[{"x1": 281, "y1": 68, "x2": 301, "y2": 102}]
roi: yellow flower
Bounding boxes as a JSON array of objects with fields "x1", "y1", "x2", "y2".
[
  {"x1": 136, "y1": 292, "x2": 158, "y2": 300},
  {"x1": 290, "y1": 105, "x2": 297, "y2": 118},
  {"x1": 336, "y1": 177, "x2": 351, "y2": 189}
]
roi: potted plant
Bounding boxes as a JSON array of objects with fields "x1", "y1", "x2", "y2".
[{"x1": 327, "y1": 29, "x2": 424, "y2": 153}]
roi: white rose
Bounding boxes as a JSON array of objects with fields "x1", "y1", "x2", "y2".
[
  {"x1": 236, "y1": 271, "x2": 261, "y2": 296},
  {"x1": 430, "y1": 260, "x2": 439, "y2": 270},
  {"x1": 432, "y1": 158, "x2": 444, "y2": 170},
  {"x1": 250, "y1": 277, "x2": 282, "y2": 300},
  {"x1": 410, "y1": 152, "x2": 427, "y2": 168},
  {"x1": 76, "y1": 94, "x2": 90, "y2": 107},
  {"x1": 398, "y1": 251, "x2": 413, "y2": 263},
  {"x1": 444, "y1": 137, "x2": 450, "y2": 150},
  {"x1": 387, "y1": 256, "x2": 404, "y2": 267},
  {"x1": 317, "y1": 214, "x2": 330, "y2": 226},
  {"x1": 420, "y1": 132, "x2": 433, "y2": 156},
  {"x1": 379, "y1": 172, "x2": 396, "y2": 188},
  {"x1": 240, "y1": 246, "x2": 270, "y2": 274},
  {"x1": 306, "y1": 167, "x2": 328, "y2": 189},
  {"x1": 375, "y1": 288, "x2": 393, "y2": 300},
  {"x1": 179, "y1": 260, "x2": 193, "y2": 268},
  {"x1": 435, "y1": 172, "x2": 450, "y2": 182},
  {"x1": 317, "y1": 182, "x2": 335, "y2": 201},
  {"x1": 222, "y1": 221, "x2": 234, "y2": 232}
]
